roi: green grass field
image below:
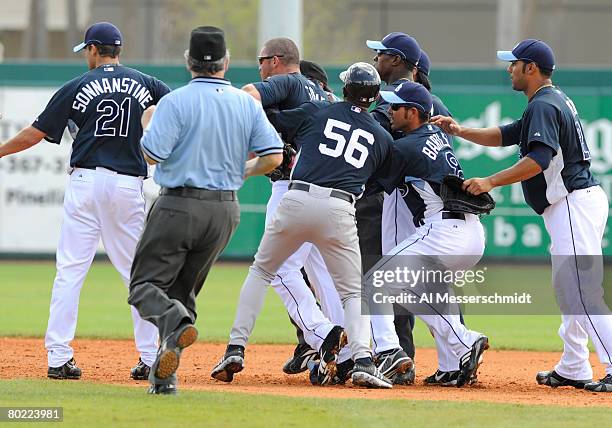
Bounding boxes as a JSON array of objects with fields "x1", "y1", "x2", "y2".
[{"x1": 0, "y1": 261, "x2": 608, "y2": 427}]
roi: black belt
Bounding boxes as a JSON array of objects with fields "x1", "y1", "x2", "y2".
[
  {"x1": 160, "y1": 187, "x2": 237, "y2": 201},
  {"x1": 288, "y1": 182, "x2": 354, "y2": 203},
  {"x1": 419, "y1": 211, "x2": 466, "y2": 226},
  {"x1": 75, "y1": 165, "x2": 142, "y2": 178}
]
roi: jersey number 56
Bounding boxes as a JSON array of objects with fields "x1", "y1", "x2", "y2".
[{"x1": 320, "y1": 119, "x2": 374, "y2": 169}]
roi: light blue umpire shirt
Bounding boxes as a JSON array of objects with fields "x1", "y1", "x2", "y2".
[{"x1": 141, "y1": 76, "x2": 283, "y2": 190}]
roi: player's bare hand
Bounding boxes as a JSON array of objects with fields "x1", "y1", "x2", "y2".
[
  {"x1": 141, "y1": 105, "x2": 156, "y2": 129},
  {"x1": 463, "y1": 177, "x2": 494, "y2": 195},
  {"x1": 430, "y1": 115, "x2": 462, "y2": 136}
]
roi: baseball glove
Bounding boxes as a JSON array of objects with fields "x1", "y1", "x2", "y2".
[
  {"x1": 266, "y1": 143, "x2": 296, "y2": 182},
  {"x1": 439, "y1": 174, "x2": 496, "y2": 215}
]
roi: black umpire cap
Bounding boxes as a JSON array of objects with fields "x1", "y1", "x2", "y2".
[
  {"x1": 300, "y1": 60, "x2": 331, "y2": 92},
  {"x1": 189, "y1": 26, "x2": 226, "y2": 62}
]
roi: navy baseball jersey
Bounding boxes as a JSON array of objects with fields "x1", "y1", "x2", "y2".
[
  {"x1": 270, "y1": 101, "x2": 393, "y2": 195},
  {"x1": 499, "y1": 86, "x2": 598, "y2": 214},
  {"x1": 32, "y1": 64, "x2": 170, "y2": 176},
  {"x1": 254, "y1": 72, "x2": 328, "y2": 112},
  {"x1": 370, "y1": 79, "x2": 451, "y2": 138},
  {"x1": 374, "y1": 123, "x2": 463, "y2": 226}
]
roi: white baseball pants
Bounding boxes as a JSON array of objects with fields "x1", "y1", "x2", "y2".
[
  {"x1": 45, "y1": 167, "x2": 158, "y2": 368},
  {"x1": 544, "y1": 186, "x2": 612, "y2": 379},
  {"x1": 371, "y1": 212, "x2": 486, "y2": 371}
]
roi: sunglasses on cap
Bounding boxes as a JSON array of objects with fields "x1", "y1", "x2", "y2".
[
  {"x1": 376, "y1": 49, "x2": 407, "y2": 60},
  {"x1": 257, "y1": 54, "x2": 284, "y2": 64}
]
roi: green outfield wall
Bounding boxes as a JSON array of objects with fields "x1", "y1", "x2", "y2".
[{"x1": 1, "y1": 63, "x2": 611, "y2": 259}]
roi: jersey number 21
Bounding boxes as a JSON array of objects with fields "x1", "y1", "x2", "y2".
[{"x1": 320, "y1": 119, "x2": 374, "y2": 169}]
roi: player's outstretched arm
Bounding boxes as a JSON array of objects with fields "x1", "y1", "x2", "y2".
[
  {"x1": 0, "y1": 126, "x2": 46, "y2": 158},
  {"x1": 241, "y1": 84, "x2": 262, "y2": 102},
  {"x1": 463, "y1": 157, "x2": 542, "y2": 195},
  {"x1": 244, "y1": 153, "x2": 282, "y2": 178},
  {"x1": 431, "y1": 115, "x2": 502, "y2": 147}
]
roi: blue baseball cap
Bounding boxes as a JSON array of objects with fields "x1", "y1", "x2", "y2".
[
  {"x1": 366, "y1": 32, "x2": 421, "y2": 66},
  {"x1": 497, "y1": 39, "x2": 555, "y2": 71},
  {"x1": 417, "y1": 50, "x2": 430, "y2": 75},
  {"x1": 73, "y1": 22, "x2": 123, "y2": 53},
  {"x1": 379, "y1": 81, "x2": 432, "y2": 113}
]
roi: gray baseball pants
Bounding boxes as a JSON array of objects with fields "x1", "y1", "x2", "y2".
[{"x1": 230, "y1": 182, "x2": 371, "y2": 360}]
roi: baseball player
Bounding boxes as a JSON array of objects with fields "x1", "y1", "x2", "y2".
[
  {"x1": 0, "y1": 22, "x2": 170, "y2": 379},
  {"x1": 432, "y1": 39, "x2": 612, "y2": 393},
  {"x1": 213, "y1": 62, "x2": 395, "y2": 389},
  {"x1": 0, "y1": 22, "x2": 169, "y2": 380},
  {"x1": 210, "y1": 38, "x2": 354, "y2": 381},
  {"x1": 370, "y1": 81, "x2": 489, "y2": 387}
]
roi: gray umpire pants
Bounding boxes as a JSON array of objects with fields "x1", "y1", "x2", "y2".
[
  {"x1": 128, "y1": 189, "x2": 240, "y2": 385},
  {"x1": 231, "y1": 182, "x2": 371, "y2": 360}
]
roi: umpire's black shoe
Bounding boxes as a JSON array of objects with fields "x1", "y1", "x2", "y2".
[
  {"x1": 47, "y1": 358, "x2": 81, "y2": 380},
  {"x1": 457, "y1": 335, "x2": 489, "y2": 387},
  {"x1": 536, "y1": 370, "x2": 592, "y2": 389},
  {"x1": 147, "y1": 383, "x2": 177, "y2": 395},
  {"x1": 283, "y1": 343, "x2": 319, "y2": 374},
  {"x1": 154, "y1": 323, "x2": 198, "y2": 380},
  {"x1": 211, "y1": 345, "x2": 245, "y2": 383},
  {"x1": 317, "y1": 326, "x2": 348, "y2": 385},
  {"x1": 130, "y1": 358, "x2": 151, "y2": 381}
]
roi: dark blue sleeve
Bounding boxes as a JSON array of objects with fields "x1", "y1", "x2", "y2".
[
  {"x1": 253, "y1": 75, "x2": 292, "y2": 108},
  {"x1": 524, "y1": 101, "x2": 560, "y2": 153},
  {"x1": 267, "y1": 101, "x2": 325, "y2": 144},
  {"x1": 31, "y1": 78, "x2": 79, "y2": 144},
  {"x1": 152, "y1": 78, "x2": 171, "y2": 103},
  {"x1": 374, "y1": 138, "x2": 429, "y2": 194},
  {"x1": 526, "y1": 141, "x2": 555, "y2": 170},
  {"x1": 499, "y1": 118, "x2": 522, "y2": 147}
]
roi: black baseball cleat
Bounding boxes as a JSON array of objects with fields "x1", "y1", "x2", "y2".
[
  {"x1": 47, "y1": 358, "x2": 82, "y2": 380},
  {"x1": 393, "y1": 365, "x2": 416, "y2": 385},
  {"x1": 374, "y1": 348, "x2": 413, "y2": 381},
  {"x1": 283, "y1": 343, "x2": 319, "y2": 374},
  {"x1": 309, "y1": 358, "x2": 354, "y2": 385},
  {"x1": 154, "y1": 323, "x2": 198, "y2": 380},
  {"x1": 130, "y1": 358, "x2": 151, "y2": 380},
  {"x1": 317, "y1": 326, "x2": 348, "y2": 385},
  {"x1": 424, "y1": 369, "x2": 461, "y2": 387},
  {"x1": 351, "y1": 359, "x2": 393, "y2": 389},
  {"x1": 147, "y1": 383, "x2": 177, "y2": 395},
  {"x1": 536, "y1": 370, "x2": 592, "y2": 389},
  {"x1": 584, "y1": 374, "x2": 612, "y2": 392},
  {"x1": 211, "y1": 345, "x2": 245, "y2": 383},
  {"x1": 457, "y1": 335, "x2": 489, "y2": 387}
]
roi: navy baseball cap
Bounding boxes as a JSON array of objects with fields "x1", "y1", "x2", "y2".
[
  {"x1": 73, "y1": 22, "x2": 122, "y2": 53},
  {"x1": 366, "y1": 32, "x2": 421, "y2": 66},
  {"x1": 497, "y1": 39, "x2": 556, "y2": 71},
  {"x1": 417, "y1": 50, "x2": 430, "y2": 75},
  {"x1": 379, "y1": 81, "x2": 432, "y2": 113}
]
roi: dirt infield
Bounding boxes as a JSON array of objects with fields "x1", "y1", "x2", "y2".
[{"x1": 1, "y1": 337, "x2": 609, "y2": 407}]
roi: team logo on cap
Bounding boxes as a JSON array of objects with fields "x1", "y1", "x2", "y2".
[{"x1": 395, "y1": 82, "x2": 404, "y2": 92}]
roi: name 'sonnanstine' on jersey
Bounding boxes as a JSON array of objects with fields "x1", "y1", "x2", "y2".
[
  {"x1": 32, "y1": 64, "x2": 170, "y2": 177},
  {"x1": 72, "y1": 72, "x2": 156, "y2": 113},
  {"x1": 499, "y1": 86, "x2": 598, "y2": 214},
  {"x1": 375, "y1": 123, "x2": 464, "y2": 226},
  {"x1": 270, "y1": 101, "x2": 393, "y2": 195}
]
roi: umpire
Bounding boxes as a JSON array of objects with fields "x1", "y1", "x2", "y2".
[{"x1": 128, "y1": 26, "x2": 283, "y2": 395}]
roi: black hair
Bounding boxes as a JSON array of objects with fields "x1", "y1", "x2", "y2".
[
  {"x1": 95, "y1": 44, "x2": 121, "y2": 58},
  {"x1": 418, "y1": 110, "x2": 430, "y2": 123},
  {"x1": 415, "y1": 70, "x2": 432, "y2": 91}
]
